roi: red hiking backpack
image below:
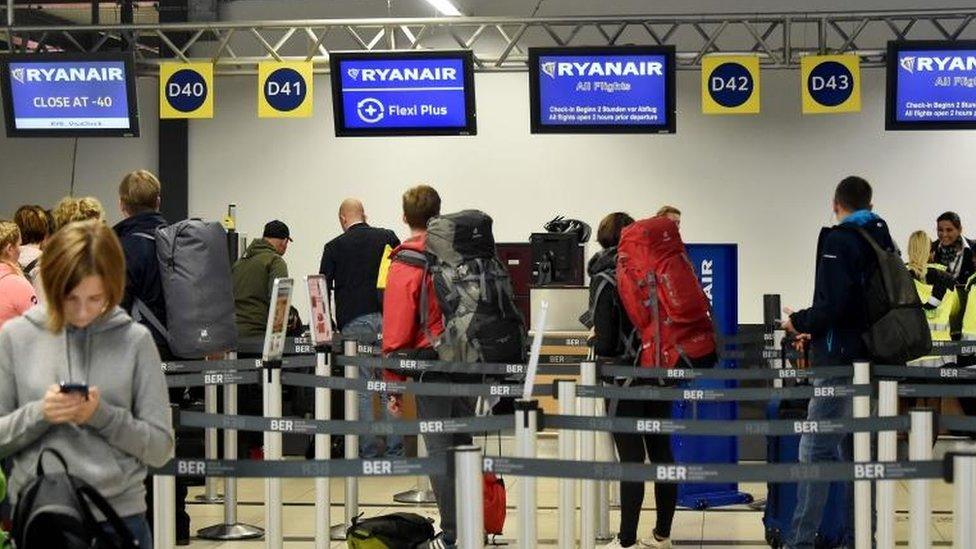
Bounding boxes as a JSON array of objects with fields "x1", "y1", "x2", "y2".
[{"x1": 616, "y1": 216, "x2": 716, "y2": 367}]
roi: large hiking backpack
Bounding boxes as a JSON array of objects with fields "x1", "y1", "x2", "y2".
[
  {"x1": 13, "y1": 449, "x2": 138, "y2": 549},
  {"x1": 133, "y1": 219, "x2": 238, "y2": 358},
  {"x1": 346, "y1": 512, "x2": 436, "y2": 548},
  {"x1": 398, "y1": 211, "x2": 526, "y2": 364},
  {"x1": 616, "y1": 216, "x2": 715, "y2": 367},
  {"x1": 849, "y1": 226, "x2": 931, "y2": 364}
]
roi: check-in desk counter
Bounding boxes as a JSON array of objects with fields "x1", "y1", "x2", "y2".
[{"x1": 530, "y1": 286, "x2": 590, "y2": 414}]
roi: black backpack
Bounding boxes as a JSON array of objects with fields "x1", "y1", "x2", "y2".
[
  {"x1": 396, "y1": 210, "x2": 526, "y2": 365},
  {"x1": 851, "y1": 226, "x2": 932, "y2": 364},
  {"x1": 13, "y1": 449, "x2": 139, "y2": 549},
  {"x1": 346, "y1": 512, "x2": 436, "y2": 548}
]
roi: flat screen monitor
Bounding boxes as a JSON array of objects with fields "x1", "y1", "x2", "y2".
[
  {"x1": 0, "y1": 52, "x2": 139, "y2": 137},
  {"x1": 886, "y1": 40, "x2": 976, "y2": 130},
  {"x1": 529, "y1": 45, "x2": 676, "y2": 134},
  {"x1": 329, "y1": 50, "x2": 477, "y2": 137}
]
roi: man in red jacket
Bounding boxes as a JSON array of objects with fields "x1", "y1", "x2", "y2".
[{"x1": 382, "y1": 185, "x2": 471, "y2": 548}]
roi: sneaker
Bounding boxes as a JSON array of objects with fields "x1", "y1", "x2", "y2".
[
  {"x1": 599, "y1": 538, "x2": 631, "y2": 548},
  {"x1": 421, "y1": 534, "x2": 456, "y2": 549},
  {"x1": 640, "y1": 533, "x2": 672, "y2": 548}
]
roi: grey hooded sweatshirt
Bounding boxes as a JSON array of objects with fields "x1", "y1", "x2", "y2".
[{"x1": 0, "y1": 306, "x2": 174, "y2": 518}]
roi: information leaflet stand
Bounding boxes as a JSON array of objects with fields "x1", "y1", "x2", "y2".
[
  {"x1": 307, "y1": 275, "x2": 333, "y2": 549},
  {"x1": 263, "y1": 278, "x2": 294, "y2": 549}
]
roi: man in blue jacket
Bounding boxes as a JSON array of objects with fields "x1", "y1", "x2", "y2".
[
  {"x1": 113, "y1": 169, "x2": 192, "y2": 545},
  {"x1": 782, "y1": 176, "x2": 895, "y2": 548}
]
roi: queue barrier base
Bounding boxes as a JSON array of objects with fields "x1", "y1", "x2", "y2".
[
  {"x1": 393, "y1": 488, "x2": 437, "y2": 505},
  {"x1": 197, "y1": 522, "x2": 264, "y2": 541}
]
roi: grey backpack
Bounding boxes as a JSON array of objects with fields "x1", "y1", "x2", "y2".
[
  {"x1": 133, "y1": 219, "x2": 238, "y2": 358},
  {"x1": 396, "y1": 210, "x2": 526, "y2": 364}
]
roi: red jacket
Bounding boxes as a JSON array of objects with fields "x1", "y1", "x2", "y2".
[{"x1": 381, "y1": 234, "x2": 444, "y2": 380}]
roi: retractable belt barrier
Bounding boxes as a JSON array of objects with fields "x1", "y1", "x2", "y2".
[
  {"x1": 177, "y1": 410, "x2": 513, "y2": 436},
  {"x1": 154, "y1": 457, "x2": 444, "y2": 479},
  {"x1": 166, "y1": 370, "x2": 261, "y2": 388},
  {"x1": 161, "y1": 355, "x2": 317, "y2": 374},
  {"x1": 175, "y1": 411, "x2": 907, "y2": 437},
  {"x1": 874, "y1": 364, "x2": 976, "y2": 380},
  {"x1": 900, "y1": 384, "x2": 976, "y2": 398},
  {"x1": 577, "y1": 383, "x2": 872, "y2": 402},
  {"x1": 280, "y1": 372, "x2": 554, "y2": 398},
  {"x1": 544, "y1": 414, "x2": 909, "y2": 436},
  {"x1": 154, "y1": 456, "x2": 946, "y2": 484},
  {"x1": 598, "y1": 364, "x2": 853, "y2": 381}
]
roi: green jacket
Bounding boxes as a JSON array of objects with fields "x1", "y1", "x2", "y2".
[{"x1": 232, "y1": 239, "x2": 289, "y2": 337}]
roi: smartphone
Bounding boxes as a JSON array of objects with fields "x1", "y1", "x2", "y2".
[{"x1": 59, "y1": 382, "x2": 89, "y2": 398}]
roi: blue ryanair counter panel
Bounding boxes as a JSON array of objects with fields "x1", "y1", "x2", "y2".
[
  {"x1": 329, "y1": 51, "x2": 477, "y2": 137},
  {"x1": 674, "y1": 244, "x2": 750, "y2": 508}
]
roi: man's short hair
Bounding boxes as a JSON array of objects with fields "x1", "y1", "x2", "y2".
[
  {"x1": 656, "y1": 205, "x2": 681, "y2": 217},
  {"x1": 834, "y1": 176, "x2": 872, "y2": 212},
  {"x1": 402, "y1": 185, "x2": 441, "y2": 230},
  {"x1": 119, "y1": 170, "x2": 161, "y2": 214}
]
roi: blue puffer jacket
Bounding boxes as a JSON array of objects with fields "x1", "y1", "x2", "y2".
[{"x1": 791, "y1": 210, "x2": 896, "y2": 365}]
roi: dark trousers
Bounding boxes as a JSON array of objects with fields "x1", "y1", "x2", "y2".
[
  {"x1": 415, "y1": 393, "x2": 477, "y2": 544},
  {"x1": 611, "y1": 397, "x2": 677, "y2": 545}
]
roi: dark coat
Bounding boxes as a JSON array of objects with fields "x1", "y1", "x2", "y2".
[
  {"x1": 113, "y1": 211, "x2": 169, "y2": 354},
  {"x1": 791, "y1": 212, "x2": 895, "y2": 364},
  {"x1": 586, "y1": 247, "x2": 635, "y2": 359}
]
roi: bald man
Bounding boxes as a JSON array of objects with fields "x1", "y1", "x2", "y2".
[{"x1": 320, "y1": 198, "x2": 402, "y2": 458}]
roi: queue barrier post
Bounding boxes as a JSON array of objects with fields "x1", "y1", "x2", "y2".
[
  {"x1": 455, "y1": 445, "x2": 485, "y2": 549},
  {"x1": 556, "y1": 380, "x2": 576, "y2": 549},
  {"x1": 595, "y1": 393, "x2": 613, "y2": 542},
  {"x1": 579, "y1": 361, "x2": 598, "y2": 549},
  {"x1": 153, "y1": 473, "x2": 177, "y2": 549},
  {"x1": 953, "y1": 443, "x2": 976, "y2": 549},
  {"x1": 198, "y1": 352, "x2": 264, "y2": 541},
  {"x1": 330, "y1": 339, "x2": 360, "y2": 541},
  {"x1": 314, "y1": 349, "x2": 332, "y2": 549},
  {"x1": 197, "y1": 383, "x2": 223, "y2": 503},
  {"x1": 515, "y1": 399, "x2": 539, "y2": 549},
  {"x1": 263, "y1": 356, "x2": 284, "y2": 549},
  {"x1": 852, "y1": 362, "x2": 872, "y2": 549},
  {"x1": 909, "y1": 408, "x2": 934, "y2": 549},
  {"x1": 153, "y1": 404, "x2": 178, "y2": 549},
  {"x1": 876, "y1": 379, "x2": 898, "y2": 549}
]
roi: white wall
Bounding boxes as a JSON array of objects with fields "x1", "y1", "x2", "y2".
[
  {"x1": 185, "y1": 67, "x2": 976, "y2": 323},
  {"x1": 0, "y1": 77, "x2": 158, "y2": 225},
  {"x1": 4, "y1": 65, "x2": 976, "y2": 323}
]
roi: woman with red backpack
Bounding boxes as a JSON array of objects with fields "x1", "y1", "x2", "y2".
[{"x1": 584, "y1": 212, "x2": 675, "y2": 549}]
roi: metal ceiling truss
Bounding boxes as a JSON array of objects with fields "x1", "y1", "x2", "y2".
[{"x1": 3, "y1": 9, "x2": 976, "y2": 74}]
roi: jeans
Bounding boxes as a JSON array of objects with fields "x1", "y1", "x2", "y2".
[
  {"x1": 101, "y1": 513, "x2": 153, "y2": 549},
  {"x1": 787, "y1": 377, "x2": 853, "y2": 549},
  {"x1": 342, "y1": 313, "x2": 404, "y2": 458},
  {"x1": 415, "y1": 389, "x2": 477, "y2": 544}
]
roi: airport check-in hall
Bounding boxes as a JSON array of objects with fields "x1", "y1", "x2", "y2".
[{"x1": 5, "y1": 1, "x2": 976, "y2": 548}]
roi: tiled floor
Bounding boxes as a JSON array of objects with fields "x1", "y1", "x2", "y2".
[{"x1": 178, "y1": 437, "x2": 963, "y2": 548}]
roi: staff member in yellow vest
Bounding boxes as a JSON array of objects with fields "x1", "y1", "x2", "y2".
[
  {"x1": 907, "y1": 230, "x2": 960, "y2": 367},
  {"x1": 957, "y1": 272, "x2": 976, "y2": 423}
]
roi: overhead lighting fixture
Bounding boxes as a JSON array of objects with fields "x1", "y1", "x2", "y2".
[{"x1": 424, "y1": 0, "x2": 463, "y2": 16}]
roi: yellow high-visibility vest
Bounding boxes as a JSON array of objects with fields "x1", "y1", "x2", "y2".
[{"x1": 911, "y1": 264, "x2": 958, "y2": 367}]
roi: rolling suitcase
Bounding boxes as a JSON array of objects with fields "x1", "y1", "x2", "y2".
[{"x1": 763, "y1": 398, "x2": 851, "y2": 548}]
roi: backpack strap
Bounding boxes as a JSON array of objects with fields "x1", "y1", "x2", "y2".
[
  {"x1": 22, "y1": 258, "x2": 39, "y2": 277},
  {"x1": 132, "y1": 298, "x2": 170, "y2": 342},
  {"x1": 131, "y1": 232, "x2": 156, "y2": 242},
  {"x1": 847, "y1": 225, "x2": 895, "y2": 294},
  {"x1": 75, "y1": 483, "x2": 139, "y2": 549}
]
